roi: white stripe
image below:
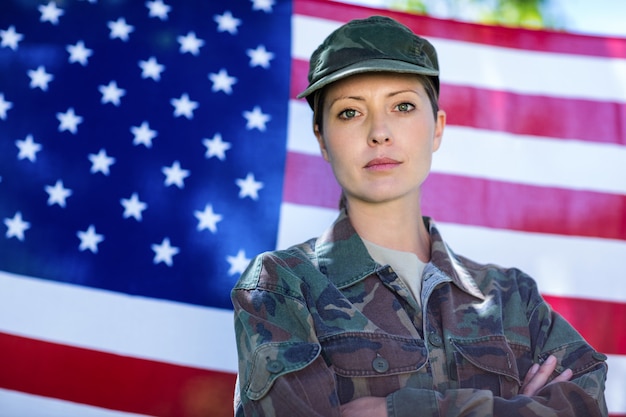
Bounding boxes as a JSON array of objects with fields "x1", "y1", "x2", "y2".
[
  {"x1": 293, "y1": 15, "x2": 626, "y2": 102},
  {"x1": 0, "y1": 389, "x2": 153, "y2": 417},
  {"x1": 0, "y1": 271, "x2": 238, "y2": 373},
  {"x1": 434, "y1": 38, "x2": 626, "y2": 101},
  {"x1": 277, "y1": 203, "x2": 626, "y2": 303},
  {"x1": 433, "y1": 126, "x2": 626, "y2": 194},
  {"x1": 288, "y1": 99, "x2": 626, "y2": 195},
  {"x1": 287, "y1": 99, "x2": 321, "y2": 155},
  {"x1": 277, "y1": 202, "x2": 338, "y2": 249},
  {"x1": 606, "y1": 354, "x2": 626, "y2": 414},
  {"x1": 435, "y1": 222, "x2": 626, "y2": 302}
]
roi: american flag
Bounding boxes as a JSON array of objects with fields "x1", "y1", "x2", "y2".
[{"x1": 0, "y1": 0, "x2": 624, "y2": 416}]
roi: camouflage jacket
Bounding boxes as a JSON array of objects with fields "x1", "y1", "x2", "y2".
[{"x1": 231, "y1": 213, "x2": 608, "y2": 416}]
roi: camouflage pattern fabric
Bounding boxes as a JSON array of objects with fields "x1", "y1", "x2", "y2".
[{"x1": 232, "y1": 212, "x2": 608, "y2": 416}]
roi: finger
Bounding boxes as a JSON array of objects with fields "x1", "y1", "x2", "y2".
[
  {"x1": 522, "y1": 363, "x2": 540, "y2": 386},
  {"x1": 551, "y1": 368, "x2": 573, "y2": 384},
  {"x1": 521, "y1": 355, "x2": 558, "y2": 396}
]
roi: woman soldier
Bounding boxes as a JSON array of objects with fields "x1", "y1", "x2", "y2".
[{"x1": 231, "y1": 15, "x2": 608, "y2": 417}]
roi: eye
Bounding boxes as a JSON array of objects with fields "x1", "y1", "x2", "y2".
[
  {"x1": 338, "y1": 108, "x2": 359, "y2": 119},
  {"x1": 396, "y1": 102, "x2": 415, "y2": 112}
]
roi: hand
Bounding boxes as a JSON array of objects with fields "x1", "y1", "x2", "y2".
[
  {"x1": 521, "y1": 355, "x2": 573, "y2": 396},
  {"x1": 340, "y1": 396, "x2": 387, "y2": 417}
]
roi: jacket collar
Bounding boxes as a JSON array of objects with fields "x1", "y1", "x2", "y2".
[{"x1": 314, "y1": 211, "x2": 485, "y2": 301}]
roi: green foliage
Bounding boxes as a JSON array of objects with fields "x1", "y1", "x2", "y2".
[
  {"x1": 389, "y1": 0, "x2": 562, "y2": 30},
  {"x1": 398, "y1": 0, "x2": 428, "y2": 14},
  {"x1": 478, "y1": 0, "x2": 547, "y2": 28}
]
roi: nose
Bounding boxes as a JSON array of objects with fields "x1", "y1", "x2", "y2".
[
  {"x1": 368, "y1": 135, "x2": 390, "y2": 146},
  {"x1": 367, "y1": 113, "x2": 392, "y2": 146}
]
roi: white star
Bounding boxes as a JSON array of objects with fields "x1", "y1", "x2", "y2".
[
  {"x1": 1, "y1": 26, "x2": 24, "y2": 50},
  {"x1": 45, "y1": 179, "x2": 72, "y2": 208},
  {"x1": 39, "y1": 1, "x2": 64, "y2": 25},
  {"x1": 56, "y1": 107, "x2": 83, "y2": 134},
  {"x1": 214, "y1": 11, "x2": 241, "y2": 35},
  {"x1": 27, "y1": 66, "x2": 54, "y2": 91},
  {"x1": 177, "y1": 31, "x2": 204, "y2": 55},
  {"x1": 16, "y1": 134, "x2": 42, "y2": 162},
  {"x1": 0, "y1": 94, "x2": 13, "y2": 120},
  {"x1": 162, "y1": 160, "x2": 190, "y2": 188},
  {"x1": 120, "y1": 192, "x2": 147, "y2": 221},
  {"x1": 67, "y1": 40, "x2": 93, "y2": 66},
  {"x1": 247, "y1": 45, "x2": 274, "y2": 69},
  {"x1": 170, "y1": 93, "x2": 198, "y2": 119},
  {"x1": 243, "y1": 105, "x2": 270, "y2": 131},
  {"x1": 108, "y1": 17, "x2": 134, "y2": 41},
  {"x1": 151, "y1": 237, "x2": 179, "y2": 267},
  {"x1": 202, "y1": 133, "x2": 231, "y2": 161},
  {"x1": 194, "y1": 204, "x2": 223, "y2": 233},
  {"x1": 88, "y1": 148, "x2": 116, "y2": 175},
  {"x1": 251, "y1": 0, "x2": 275, "y2": 12},
  {"x1": 146, "y1": 0, "x2": 171, "y2": 20},
  {"x1": 208, "y1": 68, "x2": 237, "y2": 94},
  {"x1": 77, "y1": 225, "x2": 104, "y2": 254},
  {"x1": 226, "y1": 249, "x2": 251, "y2": 276},
  {"x1": 131, "y1": 121, "x2": 157, "y2": 148},
  {"x1": 4, "y1": 212, "x2": 30, "y2": 241},
  {"x1": 138, "y1": 56, "x2": 164, "y2": 81},
  {"x1": 236, "y1": 172, "x2": 263, "y2": 200},
  {"x1": 98, "y1": 80, "x2": 126, "y2": 106}
]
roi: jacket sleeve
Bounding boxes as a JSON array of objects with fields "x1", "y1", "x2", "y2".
[
  {"x1": 387, "y1": 371, "x2": 607, "y2": 417},
  {"x1": 231, "y1": 253, "x2": 342, "y2": 417},
  {"x1": 386, "y1": 274, "x2": 609, "y2": 417}
]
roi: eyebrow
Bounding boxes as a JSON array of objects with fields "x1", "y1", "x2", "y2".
[{"x1": 328, "y1": 88, "x2": 421, "y2": 107}]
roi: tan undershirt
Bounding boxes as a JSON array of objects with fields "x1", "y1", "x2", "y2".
[{"x1": 362, "y1": 239, "x2": 426, "y2": 305}]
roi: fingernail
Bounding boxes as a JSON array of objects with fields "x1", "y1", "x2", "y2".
[{"x1": 546, "y1": 355, "x2": 556, "y2": 364}]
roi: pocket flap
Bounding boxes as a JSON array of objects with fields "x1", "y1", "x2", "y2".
[
  {"x1": 245, "y1": 341, "x2": 321, "y2": 400},
  {"x1": 321, "y1": 332, "x2": 427, "y2": 377},
  {"x1": 451, "y1": 335, "x2": 521, "y2": 382}
]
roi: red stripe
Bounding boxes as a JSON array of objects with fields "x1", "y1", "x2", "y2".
[
  {"x1": 441, "y1": 85, "x2": 626, "y2": 146},
  {"x1": 294, "y1": 0, "x2": 626, "y2": 58},
  {"x1": 0, "y1": 331, "x2": 622, "y2": 417},
  {"x1": 544, "y1": 296, "x2": 626, "y2": 356},
  {"x1": 283, "y1": 151, "x2": 626, "y2": 241},
  {"x1": 291, "y1": 59, "x2": 626, "y2": 145},
  {"x1": 0, "y1": 332, "x2": 236, "y2": 417},
  {"x1": 283, "y1": 150, "x2": 341, "y2": 209},
  {"x1": 422, "y1": 173, "x2": 626, "y2": 241}
]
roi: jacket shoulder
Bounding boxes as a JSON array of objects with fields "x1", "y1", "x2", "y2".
[
  {"x1": 456, "y1": 253, "x2": 543, "y2": 306},
  {"x1": 233, "y1": 238, "x2": 319, "y2": 294}
]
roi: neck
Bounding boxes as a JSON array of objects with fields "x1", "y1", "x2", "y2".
[{"x1": 346, "y1": 197, "x2": 431, "y2": 263}]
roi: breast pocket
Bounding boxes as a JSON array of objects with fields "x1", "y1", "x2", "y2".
[
  {"x1": 320, "y1": 331, "x2": 428, "y2": 402},
  {"x1": 451, "y1": 335, "x2": 530, "y2": 397}
]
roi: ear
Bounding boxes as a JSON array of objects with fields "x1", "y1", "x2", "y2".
[
  {"x1": 314, "y1": 123, "x2": 330, "y2": 162},
  {"x1": 432, "y1": 109, "x2": 446, "y2": 152}
]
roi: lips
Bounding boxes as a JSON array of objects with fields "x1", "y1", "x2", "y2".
[{"x1": 364, "y1": 157, "x2": 401, "y2": 170}]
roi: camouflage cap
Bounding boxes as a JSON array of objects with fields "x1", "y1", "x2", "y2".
[{"x1": 297, "y1": 15, "x2": 440, "y2": 108}]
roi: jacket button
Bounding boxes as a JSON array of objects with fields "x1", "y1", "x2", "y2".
[
  {"x1": 266, "y1": 359, "x2": 284, "y2": 374},
  {"x1": 429, "y1": 332, "x2": 443, "y2": 347},
  {"x1": 372, "y1": 356, "x2": 389, "y2": 373},
  {"x1": 592, "y1": 352, "x2": 608, "y2": 361}
]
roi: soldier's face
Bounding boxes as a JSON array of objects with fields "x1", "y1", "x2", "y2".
[{"x1": 315, "y1": 72, "x2": 446, "y2": 207}]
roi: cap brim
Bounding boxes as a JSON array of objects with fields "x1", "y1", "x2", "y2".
[{"x1": 296, "y1": 58, "x2": 439, "y2": 99}]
